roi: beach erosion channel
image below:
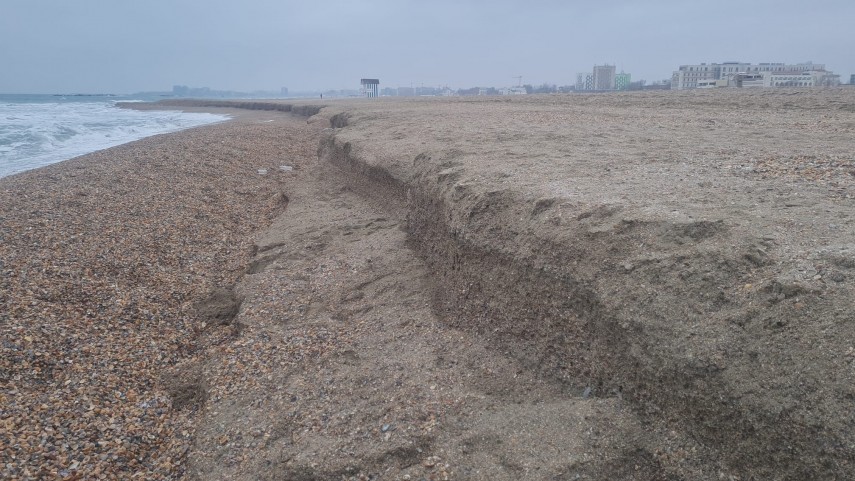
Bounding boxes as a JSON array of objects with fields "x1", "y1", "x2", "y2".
[{"x1": 2, "y1": 90, "x2": 855, "y2": 480}]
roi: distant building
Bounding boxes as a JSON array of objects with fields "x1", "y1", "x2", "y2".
[
  {"x1": 813, "y1": 71, "x2": 841, "y2": 87},
  {"x1": 397, "y1": 86, "x2": 415, "y2": 97},
  {"x1": 360, "y1": 79, "x2": 380, "y2": 98},
  {"x1": 576, "y1": 65, "x2": 627, "y2": 91},
  {"x1": 615, "y1": 72, "x2": 631, "y2": 91},
  {"x1": 477, "y1": 87, "x2": 501, "y2": 96},
  {"x1": 672, "y1": 61, "x2": 838, "y2": 89},
  {"x1": 672, "y1": 63, "x2": 721, "y2": 90},
  {"x1": 697, "y1": 79, "x2": 720, "y2": 89},
  {"x1": 415, "y1": 86, "x2": 441, "y2": 96},
  {"x1": 593, "y1": 64, "x2": 616, "y2": 90},
  {"x1": 645, "y1": 80, "x2": 672, "y2": 90},
  {"x1": 576, "y1": 73, "x2": 594, "y2": 91},
  {"x1": 280, "y1": 87, "x2": 288, "y2": 96},
  {"x1": 850, "y1": 74, "x2": 855, "y2": 85},
  {"x1": 764, "y1": 72, "x2": 814, "y2": 88},
  {"x1": 734, "y1": 73, "x2": 765, "y2": 88},
  {"x1": 172, "y1": 85, "x2": 212, "y2": 97},
  {"x1": 500, "y1": 87, "x2": 527, "y2": 95}
]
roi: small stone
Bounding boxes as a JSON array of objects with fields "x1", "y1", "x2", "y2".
[
  {"x1": 257, "y1": 168, "x2": 268, "y2": 175},
  {"x1": 280, "y1": 165, "x2": 293, "y2": 171},
  {"x1": 381, "y1": 424, "x2": 392, "y2": 432}
]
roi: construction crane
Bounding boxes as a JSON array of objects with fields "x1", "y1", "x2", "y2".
[{"x1": 512, "y1": 76, "x2": 523, "y2": 87}]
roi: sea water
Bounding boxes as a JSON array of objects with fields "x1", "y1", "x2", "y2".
[{"x1": 0, "y1": 94, "x2": 228, "y2": 178}]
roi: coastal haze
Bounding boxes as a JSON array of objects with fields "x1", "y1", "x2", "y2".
[{"x1": 1, "y1": 0, "x2": 854, "y2": 93}]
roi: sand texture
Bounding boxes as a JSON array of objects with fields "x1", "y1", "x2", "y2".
[
  {"x1": 314, "y1": 89, "x2": 855, "y2": 479},
  {"x1": 2, "y1": 89, "x2": 855, "y2": 480},
  {"x1": 1, "y1": 108, "x2": 314, "y2": 479}
]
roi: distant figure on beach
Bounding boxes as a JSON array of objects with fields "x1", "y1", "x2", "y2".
[{"x1": 320, "y1": 94, "x2": 323, "y2": 99}]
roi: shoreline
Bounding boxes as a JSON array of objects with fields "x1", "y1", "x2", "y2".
[
  {"x1": 0, "y1": 101, "x2": 231, "y2": 180},
  {"x1": 0, "y1": 107, "x2": 318, "y2": 479}
]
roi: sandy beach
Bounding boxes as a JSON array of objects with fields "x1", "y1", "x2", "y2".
[
  {"x1": 3, "y1": 89, "x2": 855, "y2": 480},
  {"x1": 0, "y1": 108, "x2": 317, "y2": 479}
]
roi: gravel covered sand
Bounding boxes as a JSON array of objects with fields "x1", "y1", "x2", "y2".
[
  {"x1": 0, "y1": 109, "x2": 315, "y2": 479},
  {"x1": 3, "y1": 89, "x2": 855, "y2": 480}
]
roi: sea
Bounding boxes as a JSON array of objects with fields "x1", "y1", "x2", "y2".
[{"x1": 0, "y1": 94, "x2": 228, "y2": 179}]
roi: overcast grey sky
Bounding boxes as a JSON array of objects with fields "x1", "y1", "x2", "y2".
[{"x1": 2, "y1": 0, "x2": 853, "y2": 93}]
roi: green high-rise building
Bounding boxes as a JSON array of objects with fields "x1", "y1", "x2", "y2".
[{"x1": 615, "y1": 72, "x2": 631, "y2": 90}]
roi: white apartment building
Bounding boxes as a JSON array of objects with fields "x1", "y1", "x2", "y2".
[
  {"x1": 764, "y1": 72, "x2": 815, "y2": 87},
  {"x1": 672, "y1": 62, "x2": 828, "y2": 90},
  {"x1": 576, "y1": 65, "x2": 623, "y2": 91}
]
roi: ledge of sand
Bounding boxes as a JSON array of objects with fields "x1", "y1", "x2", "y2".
[{"x1": 315, "y1": 89, "x2": 855, "y2": 479}]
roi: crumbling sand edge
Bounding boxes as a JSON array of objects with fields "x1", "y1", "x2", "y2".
[
  {"x1": 134, "y1": 98, "x2": 853, "y2": 478},
  {"x1": 314, "y1": 105, "x2": 854, "y2": 479}
]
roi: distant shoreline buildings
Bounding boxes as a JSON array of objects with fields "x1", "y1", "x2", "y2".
[
  {"x1": 672, "y1": 61, "x2": 841, "y2": 90},
  {"x1": 164, "y1": 61, "x2": 850, "y2": 101},
  {"x1": 576, "y1": 65, "x2": 633, "y2": 91},
  {"x1": 360, "y1": 79, "x2": 380, "y2": 98}
]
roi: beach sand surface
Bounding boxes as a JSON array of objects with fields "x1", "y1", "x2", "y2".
[
  {"x1": 3, "y1": 89, "x2": 855, "y2": 480},
  {"x1": 0, "y1": 108, "x2": 313, "y2": 479}
]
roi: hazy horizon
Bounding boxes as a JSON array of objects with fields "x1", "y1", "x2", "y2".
[{"x1": 2, "y1": 0, "x2": 853, "y2": 94}]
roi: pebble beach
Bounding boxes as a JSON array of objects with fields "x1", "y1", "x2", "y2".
[{"x1": 0, "y1": 109, "x2": 317, "y2": 479}]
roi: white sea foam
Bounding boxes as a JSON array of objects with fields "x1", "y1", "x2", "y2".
[{"x1": 0, "y1": 100, "x2": 228, "y2": 178}]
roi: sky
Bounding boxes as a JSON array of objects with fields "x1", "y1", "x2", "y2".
[{"x1": 1, "y1": 0, "x2": 853, "y2": 93}]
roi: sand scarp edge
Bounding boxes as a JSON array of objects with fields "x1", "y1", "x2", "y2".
[{"x1": 316, "y1": 112, "x2": 855, "y2": 480}]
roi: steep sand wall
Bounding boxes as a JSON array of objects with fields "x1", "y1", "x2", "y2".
[
  {"x1": 152, "y1": 94, "x2": 855, "y2": 478},
  {"x1": 313, "y1": 92, "x2": 855, "y2": 479}
]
